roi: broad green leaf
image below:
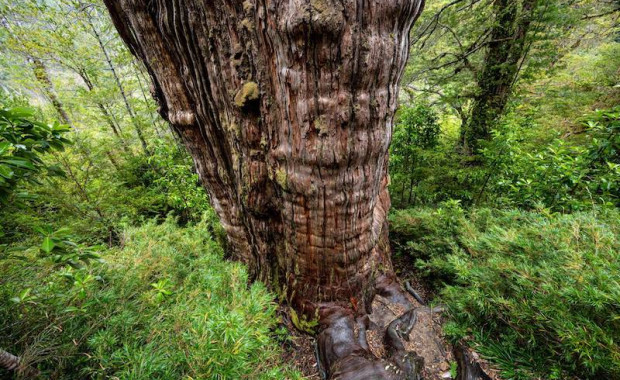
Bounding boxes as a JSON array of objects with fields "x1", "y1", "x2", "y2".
[
  {"x1": 0, "y1": 164, "x2": 13, "y2": 179},
  {"x1": 0, "y1": 141, "x2": 10, "y2": 155},
  {"x1": 8, "y1": 107, "x2": 35, "y2": 118},
  {"x1": 41, "y1": 236, "x2": 55, "y2": 253},
  {"x1": 19, "y1": 288, "x2": 31, "y2": 299},
  {"x1": 1, "y1": 159, "x2": 36, "y2": 170}
]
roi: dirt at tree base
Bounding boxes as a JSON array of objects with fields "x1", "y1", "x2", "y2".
[
  {"x1": 368, "y1": 293, "x2": 453, "y2": 380},
  {"x1": 278, "y1": 307, "x2": 321, "y2": 379}
]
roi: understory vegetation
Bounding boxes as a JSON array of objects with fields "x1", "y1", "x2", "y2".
[
  {"x1": 391, "y1": 43, "x2": 620, "y2": 211},
  {"x1": 1, "y1": 217, "x2": 298, "y2": 379},
  {"x1": 388, "y1": 3, "x2": 619, "y2": 378},
  {"x1": 0, "y1": 0, "x2": 618, "y2": 379},
  {"x1": 0, "y1": 1, "x2": 297, "y2": 377},
  {"x1": 391, "y1": 206, "x2": 619, "y2": 379}
]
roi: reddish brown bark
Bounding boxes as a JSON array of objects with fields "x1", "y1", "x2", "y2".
[
  {"x1": 104, "y1": 0, "x2": 423, "y2": 314},
  {"x1": 104, "y1": 1, "x2": 426, "y2": 377}
]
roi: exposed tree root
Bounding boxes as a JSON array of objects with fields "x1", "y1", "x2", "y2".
[
  {"x1": 317, "y1": 306, "x2": 423, "y2": 379},
  {"x1": 453, "y1": 344, "x2": 492, "y2": 380},
  {"x1": 0, "y1": 348, "x2": 20, "y2": 372},
  {"x1": 315, "y1": 276, "x2": 490, "y2": 380},
  {"x1": 405, "y1": 280, "x2": 427, "y2": 306},
  {"x1": 315, "y1": 276, "x2": 425, "y2": 379},
  {"x1": 0, "y1": 348, "x2": 39, "y2": 378}
]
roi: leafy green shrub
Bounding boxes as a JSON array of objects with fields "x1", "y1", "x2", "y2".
[
  {"x1": 482, "y1": 107, "x2": 619, "y2": 211},
  {"x1": 113, "y1": 138, "x2": 210, "y2": 224},
  {"x1": 390, "y1": 105, "x2": 478, "y2": 208},
  {"x1": 0, "y1": 134, "x2": 211, "y2": 245},
  {"x1": 0, "y1": 106, "x2": 69, "y2": 203},
  {"x1": 388, "y1": 105, "x2": 619, "y2": 212},
  {"x1": 0, "y1": 217, "x2": 298, "y2": 379},
  {"x1": 391, "y1": 205, "x2": 620, "y2": 379},
  {"x1": 393, "y1": 104, "x2": 441, "y2": 150}
]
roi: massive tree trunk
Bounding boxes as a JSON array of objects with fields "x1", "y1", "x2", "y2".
[
  {"x1": 461, "y1": 0, "x2": 537, "y2": 154},
  {"x1": 104, "y1": 1, "x2": 425, "y2": 377}
]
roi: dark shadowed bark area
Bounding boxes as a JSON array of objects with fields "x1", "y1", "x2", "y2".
[{"x1": 103, "y1": 0, "x2": 429, "y2": 378}]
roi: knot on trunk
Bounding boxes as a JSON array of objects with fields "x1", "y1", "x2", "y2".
[
  {"x1": 169, "y1": 110, "x2": 196, "y2": 126},
  {"x1": 280, "y1": 0, "x2": 344, "y2": 38}
]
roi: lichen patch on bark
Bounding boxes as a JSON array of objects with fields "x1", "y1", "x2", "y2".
[{"x1": 234, "y1": 81, "x2": 259, "y2": 107}]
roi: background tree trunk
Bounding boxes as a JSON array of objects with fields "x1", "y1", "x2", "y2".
[
  {"x1": 84, "y1": 11, "x2": 151, "y2": 155},
  {"x1": 461, "y1": 0, "x2": 537, "y2": 154},
  {"x1": 104, "y1": 0, "x2": 423, "y2": 318},
  {"x1": 75, "y1": 68, "x2": 132, "y2": 152},
  {"x1": 32, "y1": 57, "x2": 75, "y2": 129}
]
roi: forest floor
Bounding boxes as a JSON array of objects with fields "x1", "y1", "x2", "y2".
[{"x1": 367, "y1": 284, "x2": 454, "y2": 379}]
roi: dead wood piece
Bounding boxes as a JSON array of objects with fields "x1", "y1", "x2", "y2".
[{"x1": 454, "y1": 343, "x2": 492, "y2": 380}]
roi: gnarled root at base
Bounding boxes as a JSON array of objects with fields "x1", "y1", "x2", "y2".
[
  {"x1": 316, "y1": 276, "x2": 425, "y2": 380},
  {"x1": 315, "y1": 276, "x2": 491, "y2": 380},
  {"x1": 317, "y1": 307, "x2": 424, "y2": 380}
]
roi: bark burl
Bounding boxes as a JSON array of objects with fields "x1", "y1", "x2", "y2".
[{"x1": 104, "y1": 1, "x2": 425, "y2": 378}]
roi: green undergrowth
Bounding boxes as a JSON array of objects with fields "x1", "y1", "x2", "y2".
[
  {"x1": 0, "y1": 217, "x2": 299, "y2": 379},
  {"x1": 390, "y1": 204, "x2": 620, "y2": 379}
]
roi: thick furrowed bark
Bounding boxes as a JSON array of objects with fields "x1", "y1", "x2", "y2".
[
  {"x1": 104, "y1": 0, "x2": 424, "y2": 316},
  {"x1": 103, "y1": 1, "x2": 426, "y2": 378}
]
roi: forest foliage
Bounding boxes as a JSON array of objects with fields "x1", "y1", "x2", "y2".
[
  {"x1": 386, "y1": 0, "x2": 619, "y2": 378},
  {"x1": 391, "y1": 205, "x2": 620, "y2": 379},
  {"x1": 0, "y1": 0, "x2": 618, "y2": 379},
  {"x1": 1, "y1": 217, "x2": 298, "y2": 379}
]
